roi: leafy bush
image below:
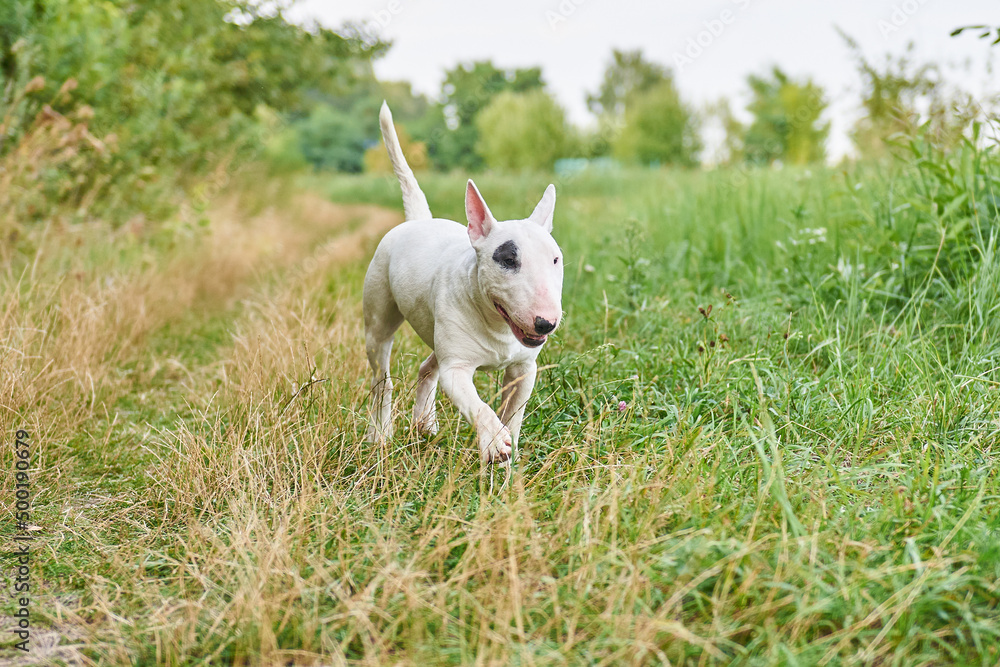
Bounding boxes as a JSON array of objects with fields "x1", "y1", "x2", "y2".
[
  {"x1": 0, "y1": 0, "x2": 382, "y2": 233},
  {"x1": 262, "y1": 125, "x2": 309, "y2": 175},
  {"x1": 0, "y1": 100, "x2": 112, "y2": 246},
  {"x1": 296, "y1": 105, "x2": 369, "y2": 173}
]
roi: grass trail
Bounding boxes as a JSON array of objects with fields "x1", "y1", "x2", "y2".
[{"x1": 0, "y1": 185, "x2": 401, "y2": 665}]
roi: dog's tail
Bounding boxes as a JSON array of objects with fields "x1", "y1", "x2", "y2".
[{"x1": 380, "y1": 101, "x2": 432, "y2": 221}]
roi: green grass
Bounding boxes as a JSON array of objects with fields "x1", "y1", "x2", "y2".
[{"x1": 3, "y1": 146, "x2": 999, "y2": 665}]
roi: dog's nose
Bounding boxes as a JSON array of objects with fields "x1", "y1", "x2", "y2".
[{"x1": 534, "y1": 317, "x2": 556, "y2": 335}]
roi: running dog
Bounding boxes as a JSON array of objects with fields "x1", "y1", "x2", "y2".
[{"x1": 362, "y1": 102, "x2": 564, "y2": 463}]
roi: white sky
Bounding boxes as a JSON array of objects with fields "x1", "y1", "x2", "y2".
[{"x1": 288, "y1": 0, "x2": 998, "y2": 159}]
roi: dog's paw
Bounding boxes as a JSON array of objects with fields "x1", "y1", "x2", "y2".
[
  {"x1": 480, "y1": 426, "x2": 513, "y2": 464},
  {"x1": 364, "y1": 424, "x2": 392, "y2": 445},
  {"x1": 415, "y1": 414, "x2": 438, "y2": 437}
]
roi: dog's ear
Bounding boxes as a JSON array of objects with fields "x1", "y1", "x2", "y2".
[
  {"x1": 528, "y1": 184, "x2": 556, "y2": 233},
  {"x1": 466, "y1": 180, "x2": 495, "y2": 245}
]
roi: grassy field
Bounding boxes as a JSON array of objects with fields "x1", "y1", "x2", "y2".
[{"x1": 2, "y1": 146, "x2": 1000, "y2": 664}]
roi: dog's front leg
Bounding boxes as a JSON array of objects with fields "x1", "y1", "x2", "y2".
[
  {"x1": 438, "y1": 364, "x2": 512, "y2": 463},
  {"x1": 499, "y1": 361, "x2": 537, "y2": 457}
]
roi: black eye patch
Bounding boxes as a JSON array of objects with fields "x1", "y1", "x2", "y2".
[{"x1": 492, "y1": 240, "x2": 520, "y2": 272}]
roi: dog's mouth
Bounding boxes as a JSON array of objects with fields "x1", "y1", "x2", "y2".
[{"x1": 494, "y1": 302, "x2": 547, "y2": 348}]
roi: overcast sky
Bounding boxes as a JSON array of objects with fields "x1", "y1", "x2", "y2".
[{"x1": 288, "y1": 0, "x2": 998, "y2": 159}]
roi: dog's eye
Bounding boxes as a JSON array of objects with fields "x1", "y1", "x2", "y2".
[
  {"x1": 492, "y1": 240, "x2": 520, "y2": 271},
  {"x1": 553, "y1": 257, "x2": 559, "y2": 265}
]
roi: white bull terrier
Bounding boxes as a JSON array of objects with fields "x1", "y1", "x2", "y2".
[{"x1": 362, "y1": 102, "x2": 564, "y2": 463}]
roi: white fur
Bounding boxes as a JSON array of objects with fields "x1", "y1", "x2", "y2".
[
  {"x1": 363, "y1": 102, "x2": 564, "y2": 463},
  {"x1": 378, "y1": 103, "x2": 431, "y2": 221}
]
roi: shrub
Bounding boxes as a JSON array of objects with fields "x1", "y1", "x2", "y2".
[
  {"x1": 296, "y1": 106, "x2": 368, "y2": 173},
  {"x1": 0, "y1": 0, "x2": 382, "y2": 231}
]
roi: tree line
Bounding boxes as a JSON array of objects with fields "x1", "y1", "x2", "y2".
[
  {"x1": 0, "y1": 1, "x2": 991, "y2": 237},
  {"x1": 291, "y1": 42, "x2": 987, "y2": 175}
]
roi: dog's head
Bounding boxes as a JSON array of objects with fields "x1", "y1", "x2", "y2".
[{"x1": 465, "y1": 180, "x2": 563, "y2": 348}]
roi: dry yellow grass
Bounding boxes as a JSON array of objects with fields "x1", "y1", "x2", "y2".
[
  {"x1": 1, "y1": 184, "x2": 397, "y2": 429},
  {"x1": 1, "y1": 184, "x2": 403, "y2": 665}
]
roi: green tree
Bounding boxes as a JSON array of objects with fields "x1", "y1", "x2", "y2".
[
  {"x1": 587, "y1": 49, "x2": 668, "y2": 119},
  {"x1": 613, "y1": 80, "x2": 701, "y2": 167},
  {"x1": 743, "y1": 67, "x2": 828, "y2": 165},
  {"x1": 475, "y1": 89, "x2": 570, "y2": 171},
  {"x1": 427, "y1": 60, "x2": 544, "y2": 171}
]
